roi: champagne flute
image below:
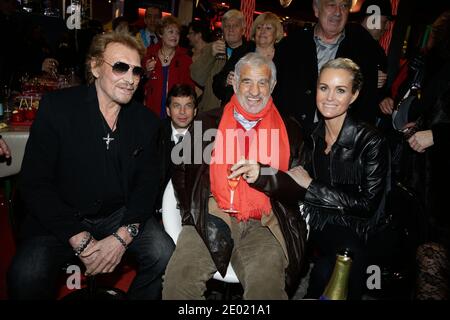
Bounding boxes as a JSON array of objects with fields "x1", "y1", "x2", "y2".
[
  {"x1": 147, "y1": 56, "x2": 157, "y2": 80},
  {"x1": 224, "y1": 164, "x2": 241, "y2": 213}
]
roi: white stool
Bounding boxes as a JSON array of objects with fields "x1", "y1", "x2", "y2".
[{"x1": 161, "y1": 179, "x2": 240, "y2": 284}]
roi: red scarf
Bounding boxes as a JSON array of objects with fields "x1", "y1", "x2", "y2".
[{"x1": 210, "y1": 95, "x2": 290, "y2": 221}]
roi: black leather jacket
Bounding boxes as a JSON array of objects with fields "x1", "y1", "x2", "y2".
[
  {"x1": 171, "y1": 108, "x2": 308, "y2": 297},
  {"x1": 301, "y1": 115, "x2": 390, "y2": 239}
]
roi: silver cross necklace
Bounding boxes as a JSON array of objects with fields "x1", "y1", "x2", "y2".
[{"x1": 101, "y1": 109, "x2": 120, "y2": 150}]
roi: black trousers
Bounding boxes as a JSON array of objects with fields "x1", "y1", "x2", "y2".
[
  {"x1": 7, "y1": 207, "x2": 174, "y2": 299},
  {"x1": 305, "y1": 224, "x2": 368, "y2": 300}
]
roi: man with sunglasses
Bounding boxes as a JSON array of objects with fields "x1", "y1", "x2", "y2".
[{"x1": 8, "y1": 30, "x2": 174, "y2": 299}]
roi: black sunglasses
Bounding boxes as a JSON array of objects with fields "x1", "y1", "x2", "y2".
[{"x1": 103, "y1": 60, "x2": 145, "y2": 77}]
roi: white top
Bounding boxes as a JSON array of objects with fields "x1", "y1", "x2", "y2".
[{"x1": 171, "y1": 123, "x2": 188, "y2": 144}]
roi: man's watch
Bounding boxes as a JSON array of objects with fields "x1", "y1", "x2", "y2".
[{"x1": 125, "y1": 224, "x2": 139, "y2": 237}]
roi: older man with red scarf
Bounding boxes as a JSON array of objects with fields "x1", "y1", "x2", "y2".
[{"x1": 162, "y1": 53, "x2": 307, "y2": 299}]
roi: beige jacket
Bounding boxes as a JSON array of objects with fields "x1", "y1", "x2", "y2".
[{"x1": 190, "y1": 43, "x2": 225, "y2": 113}]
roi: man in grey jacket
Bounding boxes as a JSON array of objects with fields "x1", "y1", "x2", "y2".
[{"x1": 190, "y1": 9, "x2": 245, "y2": 113}]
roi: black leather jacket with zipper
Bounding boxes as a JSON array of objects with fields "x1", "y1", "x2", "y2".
[{"x1": 301, "y1": 115, "x2": 390, "y2": 239}]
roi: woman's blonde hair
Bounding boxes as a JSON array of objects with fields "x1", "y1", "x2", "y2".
[
  {"x1": 320, "y1": 58, "x2": 364, "y2": 93},
  {"x1": 85, "y1": 30, "x2": 145, "y2": 84},
  {"x1": 251, "y1": 12, "x2": 284, "y2": 43},
  {"x1": 157, "y1": 15, "x2": 181, "y2": 37}
]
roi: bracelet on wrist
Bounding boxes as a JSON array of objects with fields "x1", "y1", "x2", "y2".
[
  {"x1": 74, "y1": 233, "x2": 92, "y2": 257},
  {"x1": 112, "y1": 232, "x2": 127, "y2": 249}
]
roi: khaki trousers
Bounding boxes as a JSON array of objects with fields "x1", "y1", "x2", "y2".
[{"x1": 162, "y1": 217, "x2": 288, "y2": 300}]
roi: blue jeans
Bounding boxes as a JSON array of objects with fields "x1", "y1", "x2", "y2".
[{"x1": 7, "y1": 208, "x2": 174, "y2": 299}]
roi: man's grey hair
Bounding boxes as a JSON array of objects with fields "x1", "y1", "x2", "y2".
[
  {"x1": 313, "y1": 0, "x2": 352, "y2": 8},
  {"x1": 234, "y1": 52, "x2": 277, "y2": 91},
  {"x1": 222, "y1": 9, "x2": 245, "y2": 26}
]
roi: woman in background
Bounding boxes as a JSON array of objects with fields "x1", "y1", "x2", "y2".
[
  {"x1": 212, "y1": 12, "x2": 283, "y2": 105},
  {"x1": 143, "y1": 16, "x2": 194, "y2": 118}
]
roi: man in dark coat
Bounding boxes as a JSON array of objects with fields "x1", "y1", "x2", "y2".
[
  {"x1": 8, "y1": 30, "x2": 174, "y2": 299},
  {"x1": 273, "y1": 0, "x2": 381, "y2": 135},
  {"x1": 162, "y1": 53, "x2": 307, "y2": 300}
]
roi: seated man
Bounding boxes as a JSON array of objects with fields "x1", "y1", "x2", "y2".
[
  {"x1": 162, "y1": 53, "x2": 307, "y2": 300},
  {"x1": 155, "y1": 84, "x2": 198, "y2": 214},
  {"x1": 8, "y1": 30, "x2": 174, "y2": 300}
]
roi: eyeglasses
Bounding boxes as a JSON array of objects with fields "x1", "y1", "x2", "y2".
[{"x1": 103, "y1": 60, "x2": 145, "y2": 77}]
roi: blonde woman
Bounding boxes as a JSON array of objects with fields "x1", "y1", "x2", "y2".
[
  {"x1": 213, "y1": 12, "x2": 283, "y2": 104},
  {"x1": 287, "y1": 58, "x2": 390, "y2": 299}
]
